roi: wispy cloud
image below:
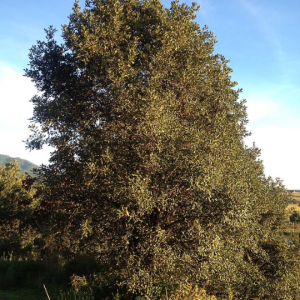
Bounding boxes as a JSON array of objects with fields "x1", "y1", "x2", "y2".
[
  {"x1": 197, "y1": 0, "x2": 216, "y2": 16},
  {"x1": 239, "y1": 0, "x2": 289, "y2": 81}
]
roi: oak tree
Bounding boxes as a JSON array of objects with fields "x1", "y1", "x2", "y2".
[{"x1": 25, "y1": 0, "x2": 298, "y2": 298}]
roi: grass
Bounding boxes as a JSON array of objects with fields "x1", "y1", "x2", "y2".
[
  {"x1": 286, "y1": 204, "x2": 300, "y2": 213},
  {"x1": 287, "y1": 191, "x2": 300, "y2": 213},
  {"x1": 289, "y1": 191, "x2": 300, "y2": 200},
  {"x1": 0, "y1": 288, "x2": 44, "y2": 300},
  {"x1": 0, "y1": 254, "x2": 95, "y2": 300},
  {"x1": 279, "y1": 193, "x2": 300, "y2": 238},
  {"x1": 280, "y1": 222, "x2": 300, "y2": 236},
  {"x1": 0, "y1": 287, "x2": 94, "y2": 300}
]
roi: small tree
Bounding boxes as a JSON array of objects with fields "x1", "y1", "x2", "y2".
[
  {"x1": 290, "y1": 211, "x2": 300, "y2": 223},
  {"x1": 0, "y1": 161, "x2": 39, "y2": 255},
  {"x1": 25, "y1": 0, "x2": 299, "y2": 298}
]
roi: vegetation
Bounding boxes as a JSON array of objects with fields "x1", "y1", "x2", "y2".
[
  {"x1": 0, "y1": 0, "x2": 300, "y2": 299},
  {"x1": 0, "y1": 154, "x2": 39, "y2": 177},
  {"x1": 0, "y1": 160, "x2": 40, "y2": 255},
  {"x1": 0, "y1": 252, "x2": 95, "y2": 300},
  {"x1": 278, "y1": 191, "x2": 300, "y2": 237},
  {"x1": 289, "y1": 211, "x2": 300, "y2": 223},
  {"x1": 0, "y1": 166, "x2": 299, "y2": 298}
]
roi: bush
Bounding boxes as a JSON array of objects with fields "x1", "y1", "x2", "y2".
[
  {"x1": 290, "y1": 211, "x2": 300, "y2": 223},
  {"x1": 160, "y1": 284, "x2": 219, "y2": 300},
  {"x1": 0, "y1": 161, "x2": 39, "y2": 255}
]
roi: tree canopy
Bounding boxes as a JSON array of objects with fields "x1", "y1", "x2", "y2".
[{"x1": 24, "y1": 0, "x2": 299, "y2": 299}]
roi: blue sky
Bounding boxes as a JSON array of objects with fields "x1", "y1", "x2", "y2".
[{"x1": 0, "y1": 0, "x2": 300, "y2": 189}]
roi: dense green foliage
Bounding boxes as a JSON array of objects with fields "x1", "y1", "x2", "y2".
[
  {"x1": 0, "y1": 161, "x2": 39, "y2": 255},
  {"x1": 19, "y1": 0, "x2": 300, "y2": 298},
  {"x1": 290, "y1": 211, "x2": 300, "y2": 223},
  {"x1": 0, "y1": 154, "x2": 39, "y2": 177}
]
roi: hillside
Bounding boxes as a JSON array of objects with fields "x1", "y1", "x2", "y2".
[{"x1": 0, "y1": 154, "x2": 39, "y2": 177}]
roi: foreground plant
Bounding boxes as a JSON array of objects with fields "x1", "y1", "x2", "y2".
[
  {"x1": 161, "y1": 284, "x2": 218, "y2": 300},
  {"x1": 25, "y1": 0, "x2": 299, "y2": 298},
  {"x1": 0, "y1": 161, "x2": 39, "y2": 255}
]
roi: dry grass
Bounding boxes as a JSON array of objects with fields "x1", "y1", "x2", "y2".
[
  {"x1": 281, "y1": 192, "x2": 300, "y2": 236},
  {"x1": 286, "y1": 204, "x2": 300, "y2": 213},
  {"x1": 288, "y1": 191, "x2": 300, "y2": 201},
  {"x1": 286, "y1": 192, "x2": 300, "y2": 216},
  {"x1": 281, "y1": 221, "x2": 300, "y2": 234}
]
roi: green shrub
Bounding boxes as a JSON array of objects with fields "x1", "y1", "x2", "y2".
[
  {"x1": 290, "y1": 211, "x2": 300, "y2": 223},
  {"x1": 160, "y1": 284, "x2": 219, "y2": 300}
]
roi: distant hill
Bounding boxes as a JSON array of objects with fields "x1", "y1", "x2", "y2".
[{"x1": 0, "y1": 154, "x2": 39, "y2": 177}]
